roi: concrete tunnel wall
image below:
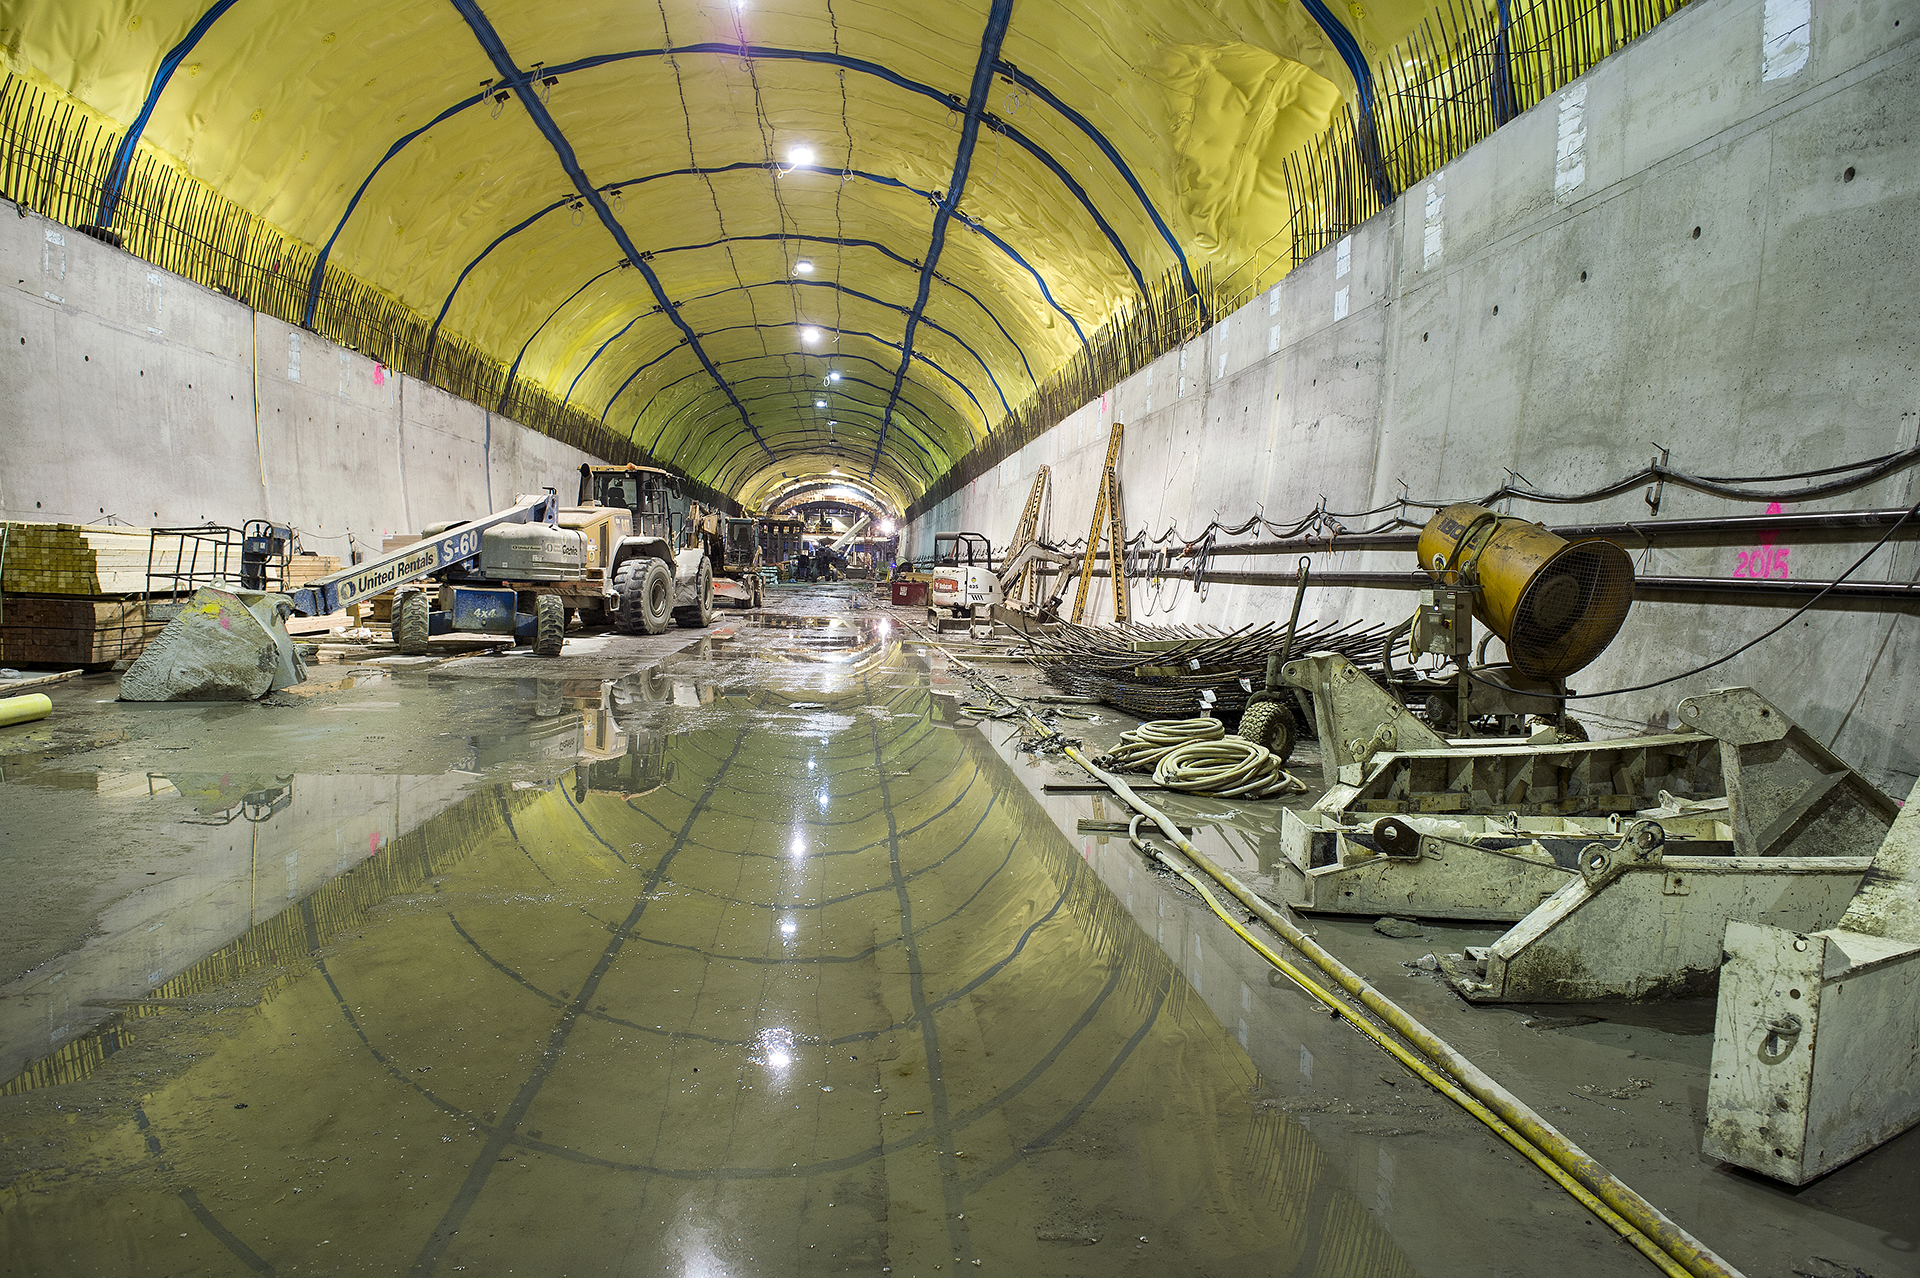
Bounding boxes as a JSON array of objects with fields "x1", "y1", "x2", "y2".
[
  {"x1": 0, "y1": 214, "x2": 601, "y2": 563},
  {"x1": 907, "y1": 0, "x2": 1920, "y2": 794}
]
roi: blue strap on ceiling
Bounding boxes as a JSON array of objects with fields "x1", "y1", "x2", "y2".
[{"x1": 870, "y1": 0, "x2": 1016, "y2": 480}]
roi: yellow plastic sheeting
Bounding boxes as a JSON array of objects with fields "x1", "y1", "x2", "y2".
[{"x1": 7, "y1": 0, "x2": 1435, "y2": 497}]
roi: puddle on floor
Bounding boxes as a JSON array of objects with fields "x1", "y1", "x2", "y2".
[
  {"x1": 6, "y1": 593, "x2": 1911, "y2": 1278},
  {"x1": 0, "y1": 614, "x2": 1416, "y2": 1277}
]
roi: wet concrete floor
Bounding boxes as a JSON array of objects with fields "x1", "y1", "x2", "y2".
[{"x1": 0, "y1": 586, "x2": 1914, "y2": 1277}]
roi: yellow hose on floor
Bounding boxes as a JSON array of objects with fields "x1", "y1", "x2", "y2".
[
  {"x1": 0, "y1": 693, "x2": 53, "y2": 727},
  {"x1": 1077, "y1": 749, "x2": 1741, "y2": 1278},
  {"x1": 1128, "y1": 812, "x2": 1691, "y2": 1278},
  {"x1": 906, "y1": 620, "x2": 1743, "y2": 1278}
]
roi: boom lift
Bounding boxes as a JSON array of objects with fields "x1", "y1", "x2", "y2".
[
  {"x1": 288, "y1": 466, "x2": 722, "y2": 657},
  {"x1": 289, "y1": 490, "x2": 586, "y2": 656}
]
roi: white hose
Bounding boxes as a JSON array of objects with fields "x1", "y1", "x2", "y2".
[
  {"x1": 1101, "y1": 717, "x2": 1223, "y2": 771},
  {"x1": 1152, "y1": 735, "x2": 1306, "y2": 798}
]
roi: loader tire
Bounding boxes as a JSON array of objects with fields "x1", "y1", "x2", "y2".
[
  {"x1": 674, "y1": 560, "x2": 714, "y2": 628},
  {"x1": 626, "y1": 559, "x2": 674, "y2": 635},
  {"x1": 395, "y1": 592, "x2": 431, "y2": 655},
  {"x1": 612, "y1": 561, "x2": 646, "y2": 634},
  {"x1": 533, "y1": 594, "x2": 565, "y2": 657}
]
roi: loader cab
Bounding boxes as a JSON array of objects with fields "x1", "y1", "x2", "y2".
[
  {"x1": 720, "y1": 517, "x2": 761, "y2": 571},
  {"x1": 579, "y1": 464, "x2": 684, "y2": 543}
]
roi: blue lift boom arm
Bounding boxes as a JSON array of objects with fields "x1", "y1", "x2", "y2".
[{"x1": 290, "y1": 491, "x2": 560, "y2": 617}]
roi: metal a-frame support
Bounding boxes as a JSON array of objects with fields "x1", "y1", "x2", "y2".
[
  {"x1": 1004, "y1": 466, "x2": 1051, "y2": 607},
  {"x1": 1071, "y1": 422, "x2": 1130, "y2": 624}
]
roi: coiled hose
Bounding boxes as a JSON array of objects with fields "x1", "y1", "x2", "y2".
[
  {"x1": 902, "y1": 618, "x2": 1743, "y2": 1278},
  {"x1": 1152, "y1": 736, "x2": 1306, "y2": 799},
  {"x1": 1101, "y1": 717, "x2": 1223, "y2": 771}
]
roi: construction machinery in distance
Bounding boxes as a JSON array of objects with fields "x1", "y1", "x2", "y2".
[
  {"x1": 712, "y1": 515, "x2": 767, "y2": 609},
  {"x1": 286, "y1": 466, "x2": 721, "y2": 657}
]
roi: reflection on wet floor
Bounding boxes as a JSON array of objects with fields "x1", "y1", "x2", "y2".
[{"x1": 0, "y1": 614, "x2": 1413, "y2": 1276}]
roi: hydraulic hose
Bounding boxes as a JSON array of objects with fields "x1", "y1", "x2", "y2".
[
  {"x1": 1124, "y1": 811, "x2": 1692, "y2": 1278},
  {"x1": 1087, "y1": 752, "x2": 1742, "y2": 1278},
  {"x1": 1151, "y1": 736, "x2": 1305, "y2": 798},
  {"x1": 1101, "y1": 716, "x2": 1223, "y2": 770},
  {"x1": 903, "y1": 619, "x2": 1744, "y2": 1278}
]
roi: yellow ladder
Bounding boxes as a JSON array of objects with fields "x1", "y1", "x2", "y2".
[{"x1": 1071, "y1": 423, "x2": 1130, "y2": 624}]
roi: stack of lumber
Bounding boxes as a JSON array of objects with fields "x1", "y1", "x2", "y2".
[
  {"x1": 0, "y1": 597, "x2": 164, "y2": 667},
  {"x1": 284, "y1": 554, "x2": 342, "y2": 590},
  {"x1": 1, "y1": 522, "x2": 152, "y2": 595}
]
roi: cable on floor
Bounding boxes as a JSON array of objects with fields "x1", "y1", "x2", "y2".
[
  {"x1": 1098, "y1": 716, "x2": 1222, "y2": 770},
  {"x1": 903, "y1": 617, "x2": 1745, "y2": 1278}
]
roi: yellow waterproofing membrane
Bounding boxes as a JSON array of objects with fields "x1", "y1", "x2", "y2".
[
  {"x1": 4, "y1": 0, "x2": 1435, "y2": 497},
  {"x1": 4, "y1": 0, "x2": 1677, "y2": 502}
]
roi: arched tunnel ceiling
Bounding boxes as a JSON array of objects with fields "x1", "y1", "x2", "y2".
[{"x1": 12, "y1": 0, "x2": 1433, "y2": 504}]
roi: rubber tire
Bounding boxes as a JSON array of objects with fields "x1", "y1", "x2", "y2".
[
  {"x1": 611, "y1": 560, "x2": 647, "y2": 634},
  {"x1": 675, "y1": 560, "x2": 714, "y2": 628},
  {"x1": 634, "y1": 559, "x2": 675, "y2": 635},
  {"x1": 395, "y1": 592, "x2": 430, "y2": 655},
  {"x1": 533, "y1": 594, "x2": 565, "y2": 658},
  {"x1": 1238, "y1": 699, "x2": 1297, "y2": 763}
]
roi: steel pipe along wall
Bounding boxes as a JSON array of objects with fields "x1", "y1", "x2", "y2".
[{"x1": 906, "y1": 0, "x2": 1920, "y2": 792}]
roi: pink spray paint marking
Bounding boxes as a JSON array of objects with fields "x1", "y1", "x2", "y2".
[
  {"x1": 1734, "y1": 501, "x2": 1791, "y2": 579},
  {"x1": 368, "y1": 830, "x2": 383, "y2": 857},
  {"x1": 373, "y1": 363, "x2": 386, "y2": 386}
]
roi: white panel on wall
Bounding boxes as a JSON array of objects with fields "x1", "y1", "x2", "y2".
[
  {"x1": 1423, "y1": 174, "x2": 1445, "y2": 269},
  {"x1": 1554, "y1": 84, "x2": 1588, "y2": 204},
  {"x1": 41, "y1": 228, "x2": 65, "y2": 303},
  {"x1": 144, "y1": 272, "x2": 163, "y2": 335},
  {"x1": 1763, "y1": 0, "x2": 1811, "y2": 80}
]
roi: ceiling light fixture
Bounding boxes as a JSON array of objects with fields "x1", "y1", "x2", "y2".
[
  {"x1": 814, "y1": 399, "x2": 827, "y2": 408},
  {"x1": 800, "y1": 326, "x2": 821, "y2": 343},
  {"x1": 787, "y1": 145, "x2": 815, "y2": 167},
  {"x1": 826, "y1": 370, "x2": 841, "y2": 381},
  {"x1": 793, "y1": 258, "x2": 814, "y2": 275}
]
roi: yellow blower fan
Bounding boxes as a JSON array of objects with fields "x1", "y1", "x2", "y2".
[{"x1": 1416, "y1": 503, "x2": 1635, "y2": 680}]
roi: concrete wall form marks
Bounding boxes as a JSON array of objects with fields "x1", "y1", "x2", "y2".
[
  {"x1": 0, "y1": 215, "x2": 598, "y2": 559},
  {"x1": 908, "y1": 0, "x2": 1920, "y2": 791}
]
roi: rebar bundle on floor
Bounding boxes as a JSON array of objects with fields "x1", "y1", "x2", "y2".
[{"x1": 1025, "y1": 619, "x2": 1393, "y2": 723}]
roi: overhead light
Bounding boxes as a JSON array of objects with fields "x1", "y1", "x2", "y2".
[
  {"x1": 826, "y1": 370, "x2": 841, "y2": 382},
  {"x1": 814, "y1": 399, "x2": 827, "y2": 408},
  {"x1": 800, "y1": 326, "x2": 821, "y2": 343},
  {"x1": 793, "y1": 259, "x2": 814, "y2": 275},
  {"x1": 831, "y1": 466, "x2": 840, "y2": 475},
  {"x1": 787, "y1": 145, "x2": 815, "y2": 167},
  {"x1": 879, "y1": 519, "x2": 896, "y2": 535}
]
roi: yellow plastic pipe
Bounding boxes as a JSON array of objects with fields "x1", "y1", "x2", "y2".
[
  {"x1": 0, "y1": 692, "x2": 53, "y2": 726},
  {"x1": 904, "y1": 619, "x2": 1743, "y2": 1278}
]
